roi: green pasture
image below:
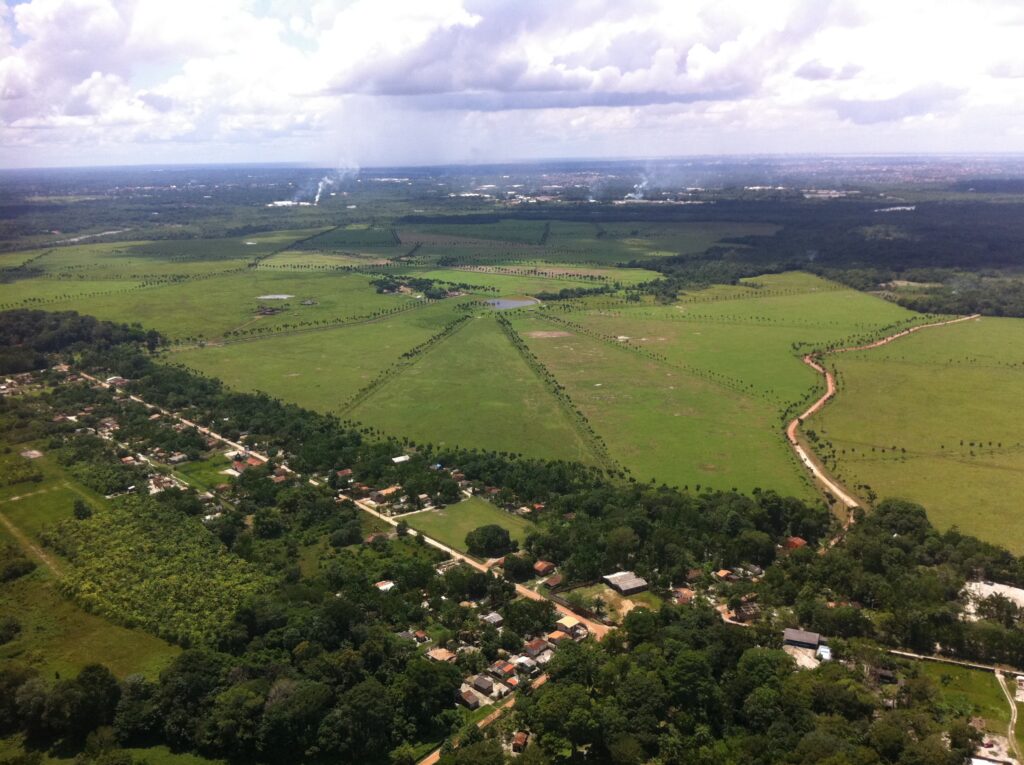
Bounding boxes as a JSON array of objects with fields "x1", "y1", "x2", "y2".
[
  {"x1": 408, "y1": 267, "x2": 604, "y2": 296},
  {"x1": 0, "y1": 736, "x2": 223, "y2": 765},
  {"x1": 173, "y1": 453, "x2": 233, "y2": 492},
  {"x1": 349, "y1": 314, "x2": 598, "y2": 463},
  {"x1": 298, "y1": 224, "x2": 400, "y2": 249},
  {"x1": 41, "y1": 269, "x2": 412, "y2": 339},
  {"x1": 176, "y1": 301, "x2": 466, "y2": 412},
  {"x1": 403, "y1": 220, "x2": 549, "y2": 245},
  {"x1": 0, "y1": 276, "x2": 145, "y2": 309},
  {"x1": 511, "y1": 313, "x2": 813, "y2": 497},
  {"x1": 260, "y1": 249, "x2": 393, "y2": 268},
  {"x1": 404, "y1": 496, "x2": 537, "y2": 553},
  {"x1": 813, "y1": 316, "x2": 1024, "y2": 550}
]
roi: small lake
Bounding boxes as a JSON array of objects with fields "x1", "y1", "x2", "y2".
[{"x1": 487, "y1": 298, "x2": 537, "y2": 310}]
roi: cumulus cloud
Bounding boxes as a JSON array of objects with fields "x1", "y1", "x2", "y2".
[{"x1": 0, "y1": 0, "x2": 1022, "y2": 166}]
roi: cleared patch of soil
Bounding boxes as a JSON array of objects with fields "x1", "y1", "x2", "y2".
[{"x1": 526, "y1": 330, "x2": 572, "y2": 338}]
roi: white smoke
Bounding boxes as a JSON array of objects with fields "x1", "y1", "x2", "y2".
[
  {"x1": 313, "y1": 163, "x2": 361, "y2": 206},
  {"x1": 625, "y1": 178, "x2": 648, "y2": 200}
]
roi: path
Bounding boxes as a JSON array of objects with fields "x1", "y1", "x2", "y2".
[
  {"x1": 0, "y1": 507, "x2": 64, "y2": 578},
  {"x1": 996, "y1": 671, "x2": 1021, "y2": 763},
  {"x1": 785, "y1": 314, "x2": 981, "y2": 513}
]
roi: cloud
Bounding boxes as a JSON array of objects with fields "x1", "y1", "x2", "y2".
[
  {"x1": 822, "y1": 84, "x2": 962, "y2": 124},
  {"x1": 0, "y1": 0, "x2": 1022, "y2": 166}
]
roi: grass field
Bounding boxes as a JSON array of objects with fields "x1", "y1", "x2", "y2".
[
  {"x1": 176, "y1": 300, "x2": 467, "y2": 411},
  {"x1": 566, "y1": 582, "x2": 664, "y2": 624},
  {"x1": 814, "y1": 316, "x2": 1024, "y2": 550},
  {"x1": 0, "y1": 736, "x2": 224, "y2": 765},
  {"x1": 404, "y1": 496, "x2": 537, "y2": 553},
  {"x1": 40, "y1": 269, "x2": 411, "y2": 340},
  {"x1": 511, "y1": 312, "x2": 812, "y2": 496},
  {"x1": 349, "y1": 314, "x2": 599, "y2": 463}
]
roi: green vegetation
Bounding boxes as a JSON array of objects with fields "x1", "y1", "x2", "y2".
[
  {"x1": 918, "y1": 662, "x2": 1009, "y2": 736},
  {"x1": 405, "y1": 497, "x2": 537, "y2": 554},
  {"x1": 815, "y1": 317, "x2": 1024, "y2": 550},
  {"x1": 45, "y1": 496, "x2": 271, "y2": 646},
  {"x1": 350, "y1": 314, "x2": 598, "y2": 463}
]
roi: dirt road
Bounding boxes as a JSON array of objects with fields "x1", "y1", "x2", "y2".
[
  {"x1": 785, "y1": 313, "x2": 981, "y2": 512},
  {"x1": 0, "y1": 507, "x2": 64, "y2": 578},
  {"x1": 347, "y1": 495, "x2": 610, "y2": 639}
]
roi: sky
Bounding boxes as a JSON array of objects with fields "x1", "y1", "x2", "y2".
[{"x1": 1, "y1": 0, "x2": 1024, "y2": 168}]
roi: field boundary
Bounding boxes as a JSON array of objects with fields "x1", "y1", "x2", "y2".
[{"x1": 495, "y1": 314, "x2": 619, "y2": 472}]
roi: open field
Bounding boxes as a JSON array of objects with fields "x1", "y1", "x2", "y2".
[
  {"x1": 814, "y1": 316, "x2": 1024, "y2": 550},
  {"x1": 404, "y1": 496, "x2": 537, "y2": 553},
  {"x1": 349, "y1": 314, "x2": 599, "y2": 463},
  {"x1": 566, "y1": 582, "x2": 664, "y2": 624},
  {"x1": 0, "y1": 737, "x2": 223, "y2": 765},
  {"x1": 511, "y1": 313, "x2": 812, "y2": 496},
  {"x1": 40, "y1": 269, "x2": 412, "y2": 340},
  {"x1": 176, "y1": 300, "x2": 467, "y2": 410}
]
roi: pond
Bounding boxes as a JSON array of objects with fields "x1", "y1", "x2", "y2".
[{"x1": 487, "y1": 298, "x2": 538, "y2": 310}]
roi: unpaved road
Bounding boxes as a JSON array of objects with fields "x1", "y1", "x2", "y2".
[
  {"x1": 0, "y1": 505, "x2": 64, "y2": 578},
  {"x1": 996, "y1": 670, "x2": 1021, "y2": 763},
  {"x1": 785, "y1": 313, "x2": 981, "y2": 512}
]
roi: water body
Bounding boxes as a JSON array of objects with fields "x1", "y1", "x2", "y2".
[{"x1": 487, "y1": 298, "x2": 537, "y2": 310}]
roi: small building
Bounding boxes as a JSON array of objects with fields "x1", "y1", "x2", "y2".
[
  {"x1": 512, "y1": 731, "x2": 529, "y2": 753},
  {"x1": 392, "y1": 455, "x2": 411, "y2": 464},
  {"x1": 733, "y1": 602, "x2": 762, "y2": 623},
  {"x1": 546, "y1": 630, "x2": 571, "y2": 646},
  {"x1": 336, "y1": 468, "x2": 353, "y2": 478},
  {"x1": 427, "y1": 647, "x2": 457, "y2": 663},
  {"x1": 414, "y1": 630, "x2": 429, "y2": 643},
  {"x1": 472, "y1": 675, "x2": 494, "y2": 695},
  {"x1": 481, "y1": 611, "x2": 504, "y2": 628},
  {"x1": 370, "y1": 485, "x2": 402, "y2": 503},
  {"x1": 534, "y1": 560, "x2": 556, "y2": 576},
  {"x1": 784, "y1": 536, "x2": 808, "y2": 551},
  {"x1": 715, "y1": 569, "x2": 735, "y2": 582},
  {"x1": 816, "y1": 645, "x2": 832, "y2": 662},
  {"x1": 457, "y1": 689, "x2": 480, "y2": 710},
  {"x1": 524, "y1": 638, "x2": 548, "y2": 658},
  {"x1": 603, "y1": 571, "x2": 649, "y2": 595},
  {"x1": 514, "y1": 656, "x2": 538, "y2": 675},
  {"x1": 375, "y1": 580, "x2": 396, "y2": 593},
  {"x1": 489, "y1": 660, "x2": 516, "y2": 680},
  {"x1": 783, "y1": 628, "x2": 821, "y2": 650},
  {"x1": 543, "y1": 573, "x2": 564, "y2": 590},
  {"x1": 673, "y1": 587, "x2": 695, "y2": 605}
]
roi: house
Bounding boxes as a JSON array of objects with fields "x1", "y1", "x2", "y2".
[
  {"x1": 375, "y1": 580, "x2": 396, "y2": 593},
  {"x1": 271, "y1": 474, "x2": 287, "y2": 484},
  {"x1": 457, "y1": 689, "x2": 480, "y2": 710},
  {"x1": 489, "y1": 660, "x2": 516, "y2": 680},
  {"x1": 413, "y1": 630, "x2": 429, "y2": 644},
  {"x1": 603, "y1": 571, "x2": 649, "y2": 595},
  {"x1": 427, "y1": 647, "x2": 457, "y2": 663},
  {"x1": 783, "y1": 628, "x2": 822, "y2": 650},
  {"x1": 397, "y1": 630, "x2": 416, "y2": 642},
  {"x1": 336, "y1": 468, "x2": 353, "y2": 478},
  {"x1": 392, "y1": 455, "x2": 411, "y2": 464},
  {"x1": 245, "y1": 455, "x2": 262, "y2": 468},
  {"x1": 533, "y1": 560, "x2": 556, "y2": 576},
  {"x1": 715, "y1": 569, "x2": 736, "y2": 582},
  {"x1": 543, "y1": 573, "x2": 564, "y2": 590},
  {"x1": 513, "y1": 656, "x2": 538, "y2": 675},
  {"x1": 784, "y1": 536, "x2": 808, "y2": 551},
  {"x1": 555, "y1": 615, "x2": 587, "y2": 639},
  {"x1": 546, "y1": 630, "x2": 571, "y2": 646},
  {"x1": 512, "y1": 731, "x2": 529, "y2": 753},
  {"x1": 472, "y1": 675, "x2": 494, "y2": 695},
  {"x1": 370, "y1": 485, "x2": 402, "y2": 503},
  {"x1": 733, "y1": 602, "x2": 762, "y2": 623},
  {"x1": 673, "y1": 587, "x2": 695, "y2": 605},
  {"x1": 816, "y1": 645, "x2": 833, "y2": 661},
  {"x1": 481, "y1": 611, "x2": 504, "y2": 628},
  {"x1": 524, "y1": 638, "x2": 548, "y2": 658}
]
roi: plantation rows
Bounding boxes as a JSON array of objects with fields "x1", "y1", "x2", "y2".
[{"x1": 44, "y1": 495, "x2": 270, "y2": 646}]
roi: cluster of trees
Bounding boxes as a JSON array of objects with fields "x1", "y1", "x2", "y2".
[
  {"x1": 0, "y1": 309, "x2": 160, "y2": 373},
  {"x1": 465, "y1": 524, "x2": 516, "y2": 557},
  {"x1": 534, "y1": 285, "x2": 613, "y2": 301}
]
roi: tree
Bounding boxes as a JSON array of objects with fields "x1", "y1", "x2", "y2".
[
  {"x1": 464, "y1": 525, "x2": 515, "y2": 557},
  {"x1": 73, "y1": 499, "x2": 93, "y2": 520}
]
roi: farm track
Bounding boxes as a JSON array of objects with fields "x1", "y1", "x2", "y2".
[
  {"x1": 0, "y1": 491, "x2": 65, "y2": 578},
  {"x1": 786, "y1": 313, "x2": 982, "y2": 516}
]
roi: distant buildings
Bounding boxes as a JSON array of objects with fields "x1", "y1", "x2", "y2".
[{"x1": 603, "y1": 571, "x2": 648, "y2": 595}]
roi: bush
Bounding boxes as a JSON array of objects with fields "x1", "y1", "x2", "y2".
[{"x1": 0, "y1": 616, "x2": 21, "y2": 645}]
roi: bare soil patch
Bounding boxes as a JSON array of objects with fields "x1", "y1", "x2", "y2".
[{"x1": 525, "y1": 330, "x2": 572, "y2": 338}]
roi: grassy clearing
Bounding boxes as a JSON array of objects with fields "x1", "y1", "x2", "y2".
[
  {"x1": 511, "y1": 313, "x2": 812, "y2": 497},
  {"x1": 176, "y1": 300, "x2": 465, "y2": 413},
  {"x1": 406, "y1": 220, "x2": 548, "y2": 245},
  {"x1": 408, "y1": 267, "x2": 599, "y2": 296},
  {"x1": 404, "y1": 496, "x2": 537, "y2": 553},
  {"x1": 349, "y1": 314, "x2": 598, "y2": 462},
  {"x1": 815, "y1": 316, "x2": 1024, "y2": 550},
  {"x1": 173, "y1": 453, "x2": 233, "y2": 492},
  {"x1": 0, "y1": 736, "x2": 224, "y2": 765},
  {"x1": 918, "y1": 662, "x2": 1008, "y2": 735},
  {"x1": 566, "y1": 582, "x2": 663, "y2": 624}
]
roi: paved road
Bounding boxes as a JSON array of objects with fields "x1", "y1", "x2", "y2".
[{"x1": 785, "y1": 313, "x2": 982, "y2": 512}]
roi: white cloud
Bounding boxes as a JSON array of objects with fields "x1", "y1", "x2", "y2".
[{"x1": 0, "y1": 0, "x2": 1023, "y2": 167}]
